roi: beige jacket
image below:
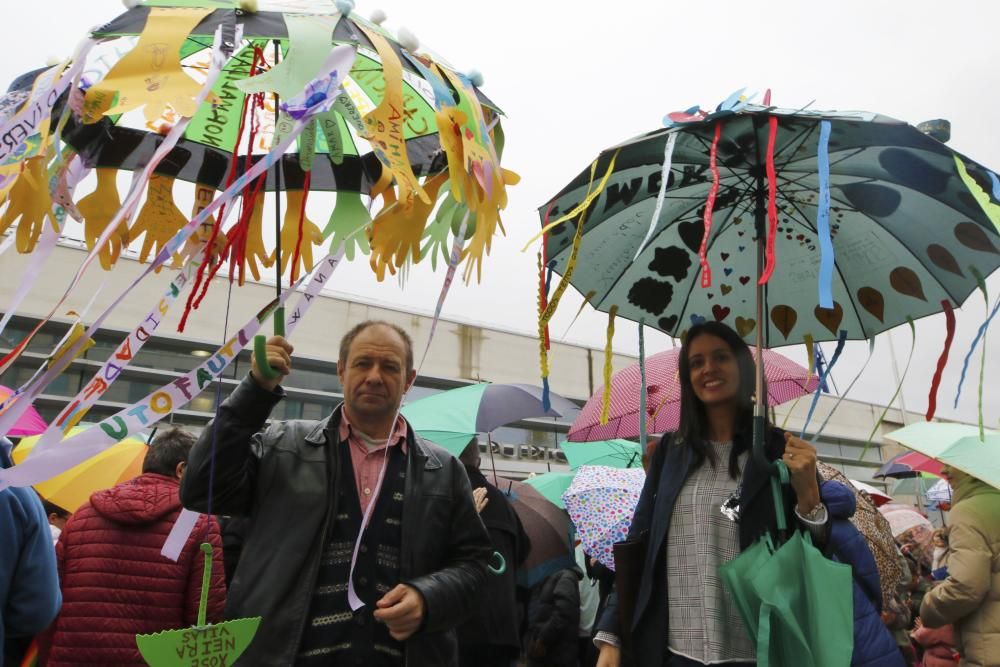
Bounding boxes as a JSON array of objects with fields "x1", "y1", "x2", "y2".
[{"x1": 920, "y1": 471, "x2": 1000, "y2": 667}]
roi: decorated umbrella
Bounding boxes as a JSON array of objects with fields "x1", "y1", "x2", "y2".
[
  {"x1": 886, "y1": 421, "x2": 1000, "y2": 490},
  {"x1": 12, "y1": 426, "x2": 147, "y2": 512},
  {"x1": 486, "y1": 472, "x2": 575, "y2": 586},
  {"x1": 0, "y1": 384, "x2": 47, "y2": 437},
  {"x1": 567, "y1": 346, "x2": 817, "y2": 442},
  {"x1": 537, "y1": 92, "x2": 1000, "y2": 468},
  {"x1": 562, "y1": 465, "x2": 645, "y2": 570},
  {"x1": 924, "y1": 478, "x2": 953, "y2": 507},
  {"x1": 558, "y1": 438, "x2": 642, "y2": 469},
  {"x1": 875, "y1": 450, "x2": 945, "y2": 479},
  {"x1": 522, "y1": 471, "x2": 575, "y2": 509},
  {"x1": 400, "y1": 383, "x2": 579, "y2": 456},
  {"x1": 879, "y1": 502, "x2": 934, "y2": 538},
  {"x1": 849, "y1": 479, "x2": 893, "y2": 507}
]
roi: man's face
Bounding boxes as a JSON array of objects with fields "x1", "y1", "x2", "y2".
[{"x1": 338, "y1": 325, "x2": 415, "y2": 427}]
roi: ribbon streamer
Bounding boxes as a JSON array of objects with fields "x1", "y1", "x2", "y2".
[
  {"x1": 926, "y1": 299, "x2": 956, "y2": 421},
  {"x1": 634, "y1": 133, "x2": 677, "y2": 260},
  {"x1": 758, "y1": 116, "x2": 780, "y2": 285},
  {"x1": 782, "y1": 336, "x2": 816, "y2": 430},
  {"x1": 863, "y1": 319, "x2": 916, "y2": 458},
  {"x1": 814, "y1": 120, "x2": 834, "y2": 307},
  {"x1": 812, "y1": 335, "x2": 875, "y2": 441},
  {"x1": 638, "y1": 320, "x2": 647, "y2": 452},
  {"x1": 600, "y1": 306, "x2": 618, "y2": 425},
  {"x1": 700, "y1": 123, "x2": 722, "y2": 288},
  {"x1": 800, "y1": 330, "x2": 847, "y2": 437}
]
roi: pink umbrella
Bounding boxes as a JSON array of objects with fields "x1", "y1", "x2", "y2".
[
  {"x1": 0, "y1": 385, "x2": 47, "y2": 437},
  {"x1": 568, "y1": 347, "x2": 818, "y2": 442}
]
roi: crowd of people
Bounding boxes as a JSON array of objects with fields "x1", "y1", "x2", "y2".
[{"x1": 1, "y1": 319, "x2": 997, "y2": 666}]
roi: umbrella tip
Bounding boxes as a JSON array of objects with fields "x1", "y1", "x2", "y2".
[
  {"x1": 917, "y1": 119, "x2": 951, "y2": 143},
  {"x1": 239, "y1": 0, "x2": 258, "y2": 12},
  {"x1": 466, "y1": 69, "x2": 485, "y2": 87},
  {"x1": 397, "y1": 26, "x2": 419, "y2": 52},
  {"x1": 369, "y1": 7, "x2": 387, "y2": 24},
  {"x1": 121, "y1": 0, "x2": 141, "y2": 8}
]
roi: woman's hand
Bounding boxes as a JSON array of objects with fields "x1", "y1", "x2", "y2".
[
  {"x1": 596, "y1": 644, "x2": 621, "y2": 667},
  {"x1": 782, "y1": 432, "x2": 821, "y2": 514}
]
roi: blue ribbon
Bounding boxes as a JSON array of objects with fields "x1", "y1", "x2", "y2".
[
  {"x1": 954, "y1": 295, "x2": 1000, "y2": 407},
  {"x1": 800, "y1": 329, "x2": 847, "y2": 437},
  {"x1": 988, "y1": 171, "x2": 1000, "y2": 202},
  {"x1": 816, "y1": 120, "x2": 835, "y2": 309},
  {"x1": 541, "y1": 376, "x2": 551, "y2": 413}
]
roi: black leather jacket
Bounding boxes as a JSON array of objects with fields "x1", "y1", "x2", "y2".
[{"x1": 180, "y1": 376, "x2": 492, "y2": 666}]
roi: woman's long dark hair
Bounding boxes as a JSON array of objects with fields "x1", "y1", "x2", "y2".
[{"x1": 671, "y1": 321, "x2": 770, "y2": 479}]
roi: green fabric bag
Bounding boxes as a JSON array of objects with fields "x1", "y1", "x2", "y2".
[{"x1": 719, "y1": 462, "x2": 854, "y2": 667}]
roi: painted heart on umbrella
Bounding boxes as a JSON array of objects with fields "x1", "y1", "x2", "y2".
[
  {"x1": 857, "y1": 287, "x2": 886, "y2": 323},
  {"x1": 815, "y1": 302, "x2": 844, "y2": 336},
  {"x1": 771, "y1": 305, "x2": 798, "y2": 339}
]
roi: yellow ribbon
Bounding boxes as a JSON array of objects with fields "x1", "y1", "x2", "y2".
[{"x1": 600, "y1": 306, "x2": 619, "y2": 425}]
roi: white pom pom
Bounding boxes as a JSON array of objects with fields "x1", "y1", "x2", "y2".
[
  {"x1": 239, "y1": 0, "x2": 258, "y2": 12},
  {"x1": 334, "y1": 0, "x2": 355, "y2": 15},
  {"x1": 397, "y1": 26, "x2": 419, "y2": 52},
  {"x1": 467, "y1": 69, "x2": 484, "y2": 87},
  {"x1": 121, "y1": 0, "x2": 141, "y2": 8},
  {"x1": 370, "y1": 8, "x2": 387, "y2": 24},
  {"x1": 45, "y1": 56, "x2": 62, "y2": 67}
]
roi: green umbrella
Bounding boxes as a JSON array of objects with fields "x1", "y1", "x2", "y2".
[
  {"x1": 559, "y1": 439, "x2": 643, "y2": 470},
  {"x1": 889, "y1": 473, "x2": 939, "y2": 497},
  {"x1": 886, "y1": 422, "x2": 1000, "y2": 490},
  {"x1": 400, "y1": 383, "x2": 578, "y2": 456},
  {"x1": 522, "y1": 471, "x2": 575, "y2": 509}
]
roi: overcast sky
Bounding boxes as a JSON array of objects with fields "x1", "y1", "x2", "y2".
[{"x1": 4, "y1": 0, "x2": 1000, "y2": 427}]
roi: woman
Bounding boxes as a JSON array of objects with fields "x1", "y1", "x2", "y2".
[
  {"x1": 594, "y1": 321, "x2": 829, "y2": 667},
  {"x1": 920, "y1": 466, "x2": 1000, "y2": 667}
]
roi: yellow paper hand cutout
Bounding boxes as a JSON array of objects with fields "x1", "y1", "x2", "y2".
[
  {"x1": 369, "y1": 172, "x2": 447, "y2": 281},
  {"x1": 356, "y1": 24, "x2": 428, "y2": 207},
  {"x1": 130, "y1": 173, "x2": 186, "y2": 271},
  {"x1": 271, "y1": 190, "x2": 324, "y2": 283},
  {"x1": 0, "y1": 156, "x2": 56, "y2": 254},
  {"x1": 82, "y1": 7, "x2": 213, "y2": 124},
  {"x1": 462, "y1": 168, "x2": 520, "y2": 283},
  {"x1": 78, "y1": 168, "x2": 129, "y2": 271},
  {"x1": 234, "y1": 195, "x2": 273, "y2": 285}
]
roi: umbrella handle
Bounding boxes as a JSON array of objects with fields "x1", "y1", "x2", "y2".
[
  {"x1": 488, "y1": 551, "x2": 506, "y2": 575},
  {"x1": 252, "y1": 307, "x2": 286, "y2": 380},
  {"x1": 197, "y1": 542, "x2": 213, "y2": 628}
]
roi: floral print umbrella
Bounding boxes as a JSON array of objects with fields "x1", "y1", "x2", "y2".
[{"x1": 562, "y1": 465, "x2": 645, "y2": 570}]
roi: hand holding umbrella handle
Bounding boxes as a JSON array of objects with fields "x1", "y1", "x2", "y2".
[
  {"x1": 488, "y1": 551, "x2": 507, "y2": 575},
  {"x1": 253, "y1": 308, "x2": 286, "y2": 380}
]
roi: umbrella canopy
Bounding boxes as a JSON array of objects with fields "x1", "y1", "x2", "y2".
[
  {"x1": 567, "y1": 347, "x2": 817, "y2": 441},
  {"x1": 889, "y1": 473, "x2": 940, "y2": 497},
  {"x1": 849, "y1": 479, "x2": 893, "y2": 507},
  {"x1": 886, "y1": 422, "x2": 1000, "y2": 490},
  {"x1": 13, "y1": 426, "x2": 147, "y2": 512},
  {"x1": 925, "y1": 478, "x2": 953, "y2": 505},
  {"x1": 878, "y1": 502, "x2": 934, "y2": 539},
  {"x1": 540, "y1": 100, "x2": 1000, "y2": 347},
  {"x1": 486, "y1": 472, "x2": 575, "y2": 586},
  {"x1": 401, "y1": 383, "x2": 579, "y2": 456},
  {"x1": 874, "y1": 450, "x2": 945, "y2": 479},
  {"x1": 522, "y1": 471, "x2": 575, "y2": 509},
  {"x1": 562, "y1": 465, "x2": 645, "y2": 570},
  {"x1": 0, "y1": 384, "x2": 47, "y2": 437},
  {"x1": 559, "y1": 439, "x2": 642, "y2": 469}
]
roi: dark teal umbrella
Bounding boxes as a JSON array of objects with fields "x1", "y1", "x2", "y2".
[{"x1": 559, "y1": 439, "x2": 642, "y2": 469}]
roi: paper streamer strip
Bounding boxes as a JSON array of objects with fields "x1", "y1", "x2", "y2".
[
  {"x1": 799, "y1": 330, "x2": 847, "y2": 437},
  {"x1": 758, "y1": 116, "x2": 780, "y2": 286},
  {"x1": 812, "y1": 335, "x2": 875, "y2": 441},
  {"x1": 781, "y1": 336, "x2": 817, "y2": 430},
  {"x1": 161, "y1": 507, "x2": 200, "y2": 561},
  {"x1": 634, "y1": 133, "x2": 677, "y2": 260},
  {"x1": 0, "y1": 249, "x2": 345, "y2": 492},
  {"x1": 977, "y1": 310, "x2": 989, "y2": 441},
  {"x1": 863, "y1": 319, "x2": 916, "y2": 458},
  {"x1": 0, "y1": 30, "x2": 228, "y2": 379},
  {"x1": 0, "y1": 44, "x2": 353, "y2": 425},
  {"x1": 29, "y1": 261, "x2": 199, "y2": 457},
  {"x1": 954, "y1": 156, "x2": 1000, "y2": 233},
  {"x1": 989, "y1": 171, "x2": 1000, "y2": 202},
  {"x1": 638, "y1": 320, "x2": 648, "y2": 452},
  {"x1": 926, "y1": 299, "x2": 956, "y2": 421},
  {"x1": 699, "y1": 123, "x2": 722, "y2": 288},
  {"x1": 416, "y1": 212, "x2": 469, "y2": 371},
  {"x1": 815, "y1": 120, "x2": 834, "y2": 307},
  {"x1": 599, "y1": 306, "x2": 618, "y2": 425}
]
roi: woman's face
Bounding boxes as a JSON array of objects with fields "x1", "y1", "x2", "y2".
[{"x1": 686, "y1": 333, "x2": 741, "y2": 409}]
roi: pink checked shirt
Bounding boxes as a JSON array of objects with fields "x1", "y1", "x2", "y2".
[{"x1": 338, "y1": 410, "x2": 409, "y2": 515}]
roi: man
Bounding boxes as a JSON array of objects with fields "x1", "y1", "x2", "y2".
[
  {"x1": 40, "y1": 497, "x2": 71, "y2": 545},
  {"x1": 181, "y1": 320, "x2": 492, "y2": 666},
  {"x1": 40, "y1": 427, "x2": 226, "y2": 666},
  {"x1": 1, "y1": 437, "x2": 60, "y2": 666},
  {"x1": 457, "y1": 439, "x2": 530, "y2": 666}
]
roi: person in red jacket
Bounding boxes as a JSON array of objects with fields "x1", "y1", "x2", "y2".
[{"x1": 40, "y1": 427, "x2": 226, "y2": 666}]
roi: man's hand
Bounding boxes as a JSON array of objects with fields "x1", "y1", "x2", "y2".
[
  {"x1": 782, "y1": 432, "x2": 821, "y2": 515},
  {"x1": 373, "y1": 584, "x2": 425, "y2": 641},
  {"x1": 472, "y1": 487, "x2": 489, "y2": 514},
  {"x1": 596, "y1": 643, "x2": 621, "y2": 667},
  {"x1": 250, "y1": 335, "x2": 293, "y2": 392}
]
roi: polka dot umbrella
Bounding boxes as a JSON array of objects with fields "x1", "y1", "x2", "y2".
[{"x1": 562, "y1": 465, "x2": 645, "y2": 571}]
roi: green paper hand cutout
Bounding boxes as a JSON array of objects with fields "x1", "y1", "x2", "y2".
[
  {"x1": 323, "y1": 191, "x2": 371, "y2": 261},
  {"x1": 237, "y1": 15, "x2": 338, "y2": 100}
]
